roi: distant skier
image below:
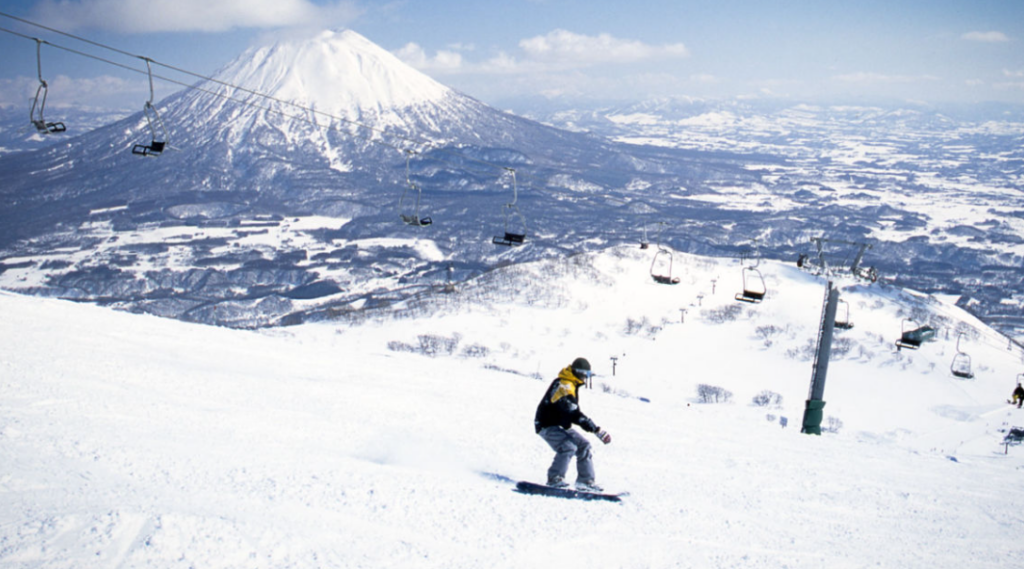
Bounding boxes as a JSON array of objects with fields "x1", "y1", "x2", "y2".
[
  {"x1": 1012, "y1": 383, "x2": 1024, "y2": 409},
  {"x1": 534, "y1": 357, "x2": 612, "y2": 491}
]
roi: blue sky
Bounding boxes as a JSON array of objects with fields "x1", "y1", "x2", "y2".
[{"x1": 1, "y1": 0, "x2": 1023, "y2": 111}]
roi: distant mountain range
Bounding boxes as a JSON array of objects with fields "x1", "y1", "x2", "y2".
[
  {"x1": 0, "y1": 29, "x2": 1022, "y2": 341},
  {"x1": 528, "y1": 97, "x2": 1024, "y2": 340}
]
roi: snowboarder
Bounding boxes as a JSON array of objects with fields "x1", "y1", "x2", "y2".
[
  {"x1": 1012, "y1": 383, "x2": 1024, "y2": 409},
  {"x1": 534, "y1": 357, "x2": 612, "y2": 492}
]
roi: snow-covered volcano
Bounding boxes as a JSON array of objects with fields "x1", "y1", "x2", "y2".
[
  {"x1": 0, "y1": 27, "x2": 617, "y2": 246},
  {"x1": 216, "y1": 29, "x2": 453, "y2": 118},
  {"x1": 0, "y1": 27, "x2": 722, "y2": 328},
  {"x1": 186, "y1": 27, "x2": 495, "y2": 153}
]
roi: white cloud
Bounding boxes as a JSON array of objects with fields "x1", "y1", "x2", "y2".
[
  {"x1": 1004, "y1": 69, "x2": 1024, "y2": 79},
  {"x1": 961, "y1": 31, "x2": 1011, "y2": 43},
  {"x1": 395, "y1": 30, "x2": 694, "y2": 103},
  {"x1": 397, "y1": 47, "x2": 525, "y2": 76},
  {"x1": 518, "y1": 29, "x2": 689, "y2": 66},
  {"x1": 479, "y1": 52, "x2": 523, "y2": 74},
  {"x1": 394, "y1": 43, "x2": 464, "y2": 73},
  {"x1": 30, "y1": 0, "x2": 361, "y2": 33},
  {"x1": 401, "y1": 29, "x2": 690, "y2": 78}
]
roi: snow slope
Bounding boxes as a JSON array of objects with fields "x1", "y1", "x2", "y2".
[{"x1": 2, "y1": 246, "x2": 1024, "y2": 568}]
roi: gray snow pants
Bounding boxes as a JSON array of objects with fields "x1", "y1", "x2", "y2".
[{"x1": 539, "y1": 426, "x2": 595, "y2": 483}]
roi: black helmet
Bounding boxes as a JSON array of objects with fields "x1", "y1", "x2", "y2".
[{"x1": 571, "y1": 357, "x2": 592, "y2": 380}]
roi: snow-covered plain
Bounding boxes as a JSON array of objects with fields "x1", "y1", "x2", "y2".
[{"x1": 3, "y1": 245, "x2": 1024, "y2": 568}]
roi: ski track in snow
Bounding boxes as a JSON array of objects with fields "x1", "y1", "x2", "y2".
[{"x1": 2, "y1": 246, "x2": 1024, "y2": 568}]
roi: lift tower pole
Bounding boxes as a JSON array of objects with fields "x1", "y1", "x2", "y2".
[
  {"x1": 797, "y1": 237, "x2": 875, "y2": 435},
  {"x1": 802, "y1": 281, "x2": 840, "y2": 435}
]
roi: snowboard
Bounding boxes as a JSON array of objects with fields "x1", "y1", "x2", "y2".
[{"x1": 514, "y1": 480, "x2": 625, "y2": 502}]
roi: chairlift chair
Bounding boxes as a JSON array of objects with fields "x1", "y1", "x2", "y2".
[
  {"x1": 895, "y1": 319, "x2": 936, "y2": 351},
  {"x1": 735, "y1": 266, "x2": 766, "y2": 303},
  {"x1": 492, "y1": 168, "x2": 526, "y2": 246},
  {"x1": 1012, "y1": 373, "x2": 1024, "y2": 407},
  {"x1": 647, "y1": 222, "x2": 679, "y2": 284},
  {"x1": 855, "y1": 265, "x2": 880, "y2": 283},
  {"x1": 29, "y1": 39, "x2": 65, "y2": 135},
  {"x1": 950, "y1": 353, "x2": 974, "y2": 379},
  {"x1": 398, "y1": 151, "x2": 432, "y2": 227},
  {"x1": 650, "y1": 249, "x2": 680, "y2": 285},
  {"x1": 834, "y1": 299, "x2": 854, "y2": 330},
  {"x1": 131, "y1": 58, "x2": 168, "y2": 157},
  {"x1": 493, "y1": 228, "x2": 525, "y2": 246},
  {"x1": 799, "y1": 238, "x2": 879, "y2": 283},
  {"x1": 950, "y1": 333, "x2": 974, "y2": 379},
  {"x1": 639, "y1": 224, "x2": 650, "y2": 250}
]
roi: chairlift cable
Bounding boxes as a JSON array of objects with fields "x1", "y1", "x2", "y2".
[
  {"x1": 2, "y1": 14, "x2": 727, "y2": 235},
  {"x1": 1, "y1": 10, "x2": 432, "y2": 150},
  {"x1": 0, "y1": 23, "x2": 416, "y2": 152},
  {"x1": 0, "y1": 12, "x2": 691, "y2": 203},
  {"x1": 0, "y1": 13, "x2": 525, "y2": 180},
  {"x1": 0, "y1": 15, "x2": 561, "y2": 246},
  {"x1": 0, "y1": 19, "x2": 535, "y2": 243},
  {"x1": 0, "y1": 25, "x2": 426, "y2": 157}
]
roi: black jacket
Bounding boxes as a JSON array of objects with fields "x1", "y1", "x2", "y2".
[{"x1": 534, "y1": 366, "x2": 598, "y2": 434}]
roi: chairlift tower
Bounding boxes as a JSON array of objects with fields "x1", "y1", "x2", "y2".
[
  {"x1": 800, "y1": 238, "x2": 876, "y2": 435},
  {"x1": 802, "y1": 281, "x2": 840, "y2": 435}
]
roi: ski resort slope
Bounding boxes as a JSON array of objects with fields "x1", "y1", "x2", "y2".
[{"x1": 2, "y1": 246, "x2": 1023, "y2": 568}]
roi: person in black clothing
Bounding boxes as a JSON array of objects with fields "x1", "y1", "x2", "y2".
[
  {"x1": 534, "y1": 357, "x2": 611, "y2": 491},
  {"x1": 1012, "y1": 383, "x2": 1024, "y2": 409}
]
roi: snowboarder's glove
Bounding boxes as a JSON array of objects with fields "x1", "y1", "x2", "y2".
[{"x1": 596, "y1": 429, "x2": 612, "y2": 444}]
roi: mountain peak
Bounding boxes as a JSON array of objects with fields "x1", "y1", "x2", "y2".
[{"x1": 212, "y1": 29, "x2": 453, "y2": 118}]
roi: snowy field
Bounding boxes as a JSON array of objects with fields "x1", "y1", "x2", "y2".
[{"x1": 3, "y1": 245, "x2": 1024, "y2": 568}]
